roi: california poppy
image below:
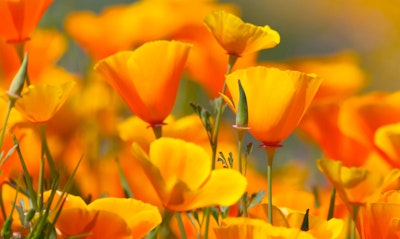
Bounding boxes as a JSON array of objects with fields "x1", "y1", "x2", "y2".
[
  {"x1": 0, "y1": 0, "x2": 53, "y2": 43},
  {"x1": 131, "y1": 137, "x2": 247, "y2": 211},
  {"x1": 204, "y1": 11, "x2": 280, "y2": 57},
  {"x1": 223, "y1": 66, "x2": 322, "y2": 147},
  {"x1": 94, "y1": 40, "x2": 191, "y2": 127}
]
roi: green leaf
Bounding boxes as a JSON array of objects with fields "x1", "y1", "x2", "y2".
[{"x1": 247, "y1": 190, "x2": 266, "y2": 210}]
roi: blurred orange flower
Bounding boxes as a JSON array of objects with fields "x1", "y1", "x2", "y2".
[
  {"x1": 53, "y1": 194, "x2": 162, "y2": 239},
  {"x1": 131, "y1": 137, "x2": 247, "y2": 211},
  {"x1": 223, "y1": 66, "x2": 322, "y2": 147},
  {"x1": 94, "y1": 40, "x2": 191, "y2": 127},
  {"x1": 13, "y1": 80, "x2": 76, "y2": 123},
  {"x1": 0, "y1": 0, "x2": 53, "y2": 43},
  {"x1": 204, "y1": 11, "x2": 280, "y2": 57}
]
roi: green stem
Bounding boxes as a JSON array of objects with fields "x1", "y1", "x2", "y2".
[
  {"x1": 176, "y1": 213, "x2": 187, "y2": 239},
  {"x1": 152, "y1": 124, "x2": 163, "y2": 139},
  {"x1": 203, "y1": 55, "x2": 238, "y2": 238},
  {"x1": 0, "y1": 100, "x2": 14, "y2": 150},
  {"x1": 327, "y1": 187, "x2": 336, "y2": 220},
  {"x1": 12, "y1": 135, "x2": 38, "y2": 209},
  {"x1": 351, "y1": 205, "x2": 360, "y2": 239},
  {"x1": 203, "y1": 207, "x2": 211, "y2": 239},
  {"x1": 237, "y1": 130, "x2": 248, "y2": 217},
  {"x1": 210, "y1": 55, "x2": 238, "y2": 170},
  {"x1": 265, "y1": 147, "x2": 276, "y2": 225}
]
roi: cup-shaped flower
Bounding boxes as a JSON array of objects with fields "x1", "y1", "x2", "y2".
[
  {"x1": 223, "y1": 66, "x2": 322, "y2": 147},
  {"x1": 51, "y1": 194, "x2": 162, "y2": 239},
  {"x1": 0, "y1": 0, "x2": 53, "y2": 42},
  {"x1": 94, "y1": 40, "x2": 191, "y2": 126},
  {"x1": 12, "y1": 80, "x2": 75, "y2": 123},
  {"x1": 131, "y1": 137, "x2": 247, "y2": 211},
  {"x1": 204, "y1": 11, "x2": 280, "y2": 57}
]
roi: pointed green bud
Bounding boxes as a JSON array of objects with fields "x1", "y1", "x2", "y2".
[
  {"x1": 300, "y1": 208, "x2": 310, "y2": 231},
  {"x1": 235, "y1": 79, "x2": 248, "y2": 127},
  {"x1": 7, "y1": 52, "x2": 28, "y2": 100}
]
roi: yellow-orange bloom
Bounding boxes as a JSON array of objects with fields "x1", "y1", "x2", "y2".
[
  {"x1": 12, "y1": 80, "x2": 76, "y2": 123},
  {"x1": 94, "y1": 40, "x2": 191, "y2": 126},
  {"x1": 204, "y1": 11, "x2": 280, "y2": 57},
  {"x1": 317, "y1": 158, "x2": 383, "y2": 207},
  {"x1": 131, "y1": 137, "x2": 247, "y2": 211},
  {"x1": 214, "y1": 217, "x2": 316, "y2": 239},
  {"x1": 0, "y1": 0, "x2": 53, "y2": 42},
  {"x1": 52, "y1": 194, "x2": 162, "y2": 239},
  {"x1": 224, "y1": 66, "x2": 322, "y2": 146}
]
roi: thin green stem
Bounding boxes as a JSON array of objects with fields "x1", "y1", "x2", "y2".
[
  {"x1": 203, "y1": 207, "x2": 211, "y2": 239},
  {"x1": 237, "y1": 130, "x2": 248, "y2": 217},
  {"x1": 327, "y1": 187, "x2": 336, "y2": 220},
  {"x1": 265, "y1": 147, "x2": 276, "y2": 225},
  {"x1": 152, "y1": 124, "x2": 163, "y2": 139},
  {"x1": 176, "y1": 213, "x2": 187, "y2": 239},
  {"x1": 12, "y1": 135, "x2": 38, "y2": 209},
  {"x1": 210, "y1": 55, "x2": 238, "y2": 170},
  {"x1": 0, "y1": 100, "x2": 14, "y2": 150},
  {"x1": 351, "y1": 205, "x2": 360, "y2": 239}
]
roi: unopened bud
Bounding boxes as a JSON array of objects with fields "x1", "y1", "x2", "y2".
[
  {"x1": 235, "y1": 79, "x2": 248, "y2": 128},
  {"x1": 7, "y1": 52, "x2": 28, "y2": 100}
]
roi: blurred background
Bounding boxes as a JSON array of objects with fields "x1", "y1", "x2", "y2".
[
  {"x1": 36, "y1": 0, "x2": 400, "y2": 184},
  {"x1": 42, "y1": 0, "x2": 400, "y2": 91}
]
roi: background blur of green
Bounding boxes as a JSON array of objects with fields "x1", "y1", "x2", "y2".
[{"x1": 41, "y1": 0, "x2": 400, "y2": 92}]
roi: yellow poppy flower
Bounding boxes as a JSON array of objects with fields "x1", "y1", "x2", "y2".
[
  {"x1": 131, "y1": 137, "x2": 247, "y2": 211},
  {"x1": 317, "y1": 158, "x2": 383, "y2": 206},
  {"x1": 224, "y1": 66, "x2": 322, "y2": 147},
  {"x1": 0, "y1": 0, "x2": 53, "y2": 43},
  {"x1": 13, "y1": 80, "x2": 76, "y2": 123},
  {"x1": 94, "y1": 40, "x2": 191, "y2": 127},
  {"x1": 51, "y1": 194, "x2": 162, "y2": 239},
  {"x1": 204, "y1": 11, "x2": 280, "y2": 57},
  {"x1": 214, "y1": 217, "x2": 316, "y2": 239}
]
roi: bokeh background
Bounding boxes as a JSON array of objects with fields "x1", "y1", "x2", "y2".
[
  {"x1": 42, "y1": 0, "x2": 400, "y2": 91},
  {"x1": 37, "y1": 0, "x2": 400, "y2": 185}
]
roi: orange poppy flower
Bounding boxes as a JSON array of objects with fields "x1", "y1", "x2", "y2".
[
  {"x1": 374, "y1": 123, "x2": 400, "y2": 167},
  {"x1": 94, "y1": 40, "x2": 191, "y2": 127},
  {"x1": 0, "y1": 0, "x2": 53, "y2": 43},
  {"x1": 223, "y1": 66, "x2": 322, "y2": 147},
  {"x1": 204, "y1": 11, "x2": 280, "y2": 57},
  {"x1": 13, "y1": 80, "x2": 76, "y2": 123},
  {"x1": 131, "y1": 137, "x2": 247, "y2": 211}
]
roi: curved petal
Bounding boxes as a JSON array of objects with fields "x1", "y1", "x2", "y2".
[
  {"x1": 204, "y1": 11, "x2": 280, "y2": 56},
  {"x1": 88, "y1": 197, "x2": 161, "y2": 239},
  {"x1": 167, "y1": 169, "x2": 247, "y2": 211}
]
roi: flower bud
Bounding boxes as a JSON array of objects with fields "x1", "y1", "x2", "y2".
[
  {"x1": 7, "y1": 53, "x2": 28, "y2": 100},
  {"x1": 235, "y1": 79, "x2": 248, "y2": 128}
]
